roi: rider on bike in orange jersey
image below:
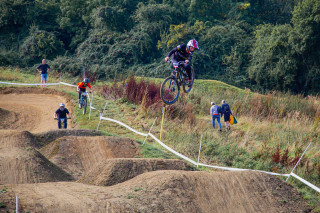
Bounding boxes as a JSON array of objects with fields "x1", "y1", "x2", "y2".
[
  {"x1": 77, "y1": 78, "x2": 92, "y2": 103},
  {"x1": 165, "y1": 39, "x2": 199, "y2": 85}
]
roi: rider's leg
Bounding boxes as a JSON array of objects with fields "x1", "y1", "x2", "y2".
[
  {"x1": 212, "y1": 117, "x2": 216, "y2": 128},
  {"x1": 182, "y1": 64, "x2": 192, "y2": 80},
  {"x1": 217, "y1": 115, "x2": 222, "y2": 131},
  {"x1": 58, "y1": 118, "x2": 62, "y2": 129},
  {"x1": 64, "y1": 118, "x2": 67, "y2": 129}
]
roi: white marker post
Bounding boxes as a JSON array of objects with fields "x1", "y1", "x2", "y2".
[
  {"x1": 96, "y1": 102, "x2": 108, "y2": 131},
  {"x1": 197, "y1": 135, "x2": 203, "y2": 168},
  {"x1": 59, "y1": 72, "x2": 62, "y2": 88},
  {"x1": 143, "y1": 117, "x2": 157, "y2": 145},
  {"x1": 286, "y1": 142, "x2": 312, "y2": 182},
  {"x1": 16, "y1": 196, "x2": 18, "y2": 213},
  {"x1": 89, "y1": 91, "x2": 94, "y2": 120}
]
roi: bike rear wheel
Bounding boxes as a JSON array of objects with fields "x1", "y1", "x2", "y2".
[
  {"x1": 160, "y1": 76, "x2": 180, "y2": 105},
  {"x1": 82, "y1": 99, "x2": 87, "y2": 114},
  {"x1": 183, "y1": 67, "x2": 195, "y2": 93}
]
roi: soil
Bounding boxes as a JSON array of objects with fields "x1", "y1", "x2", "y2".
[{"x1": 0, "y1": 87, "x2": 313, "y2": 213}]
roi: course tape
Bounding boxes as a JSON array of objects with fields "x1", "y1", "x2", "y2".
[
  {"x1": 99, "y1": 116, "x2": 287, "y2": 176},
  {"x1": 0, "y1": 81, "x2": 60, "y2": 86},
  {"x1": 60, "y1": 82, "x2": 77, "y2": 87},
  {"x1": 149, "y1": 133, "x2": 198, "y2": 165},
  {"x1": 100, "y1": 116, "x2": 148, "y2": 137},
  {"x1": 291, "y1": 173, "x2": 320, "y2": 193},
  {"x1": 198, "y1": 163, "x2": 289, "y2": 177}
]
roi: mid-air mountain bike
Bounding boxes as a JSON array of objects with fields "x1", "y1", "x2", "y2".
[
  {"x1": 160, "y1": 60, "x2": 194, "y2": 105},
  {"x1": 79, "y1": 91, "x2": 90, "y2": 114}
]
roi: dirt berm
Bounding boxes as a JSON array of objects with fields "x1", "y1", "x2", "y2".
[{"x1": 0, "y1": 171, "x2": 311, "y2": 213}]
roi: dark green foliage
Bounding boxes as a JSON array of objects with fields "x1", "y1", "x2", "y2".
[
  {"x1": 20, "y1": 26, "x2": 64, "y2": 63},
  {"x1": 249, "y1": 0, "x2": 320, "y2": 94},
  {"x1": 0, "y1": 0, "x2": 318, "y2": 94}
]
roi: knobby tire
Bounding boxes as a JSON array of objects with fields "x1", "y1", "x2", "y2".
[
  {"x1": 160, "y1": 76, "x2": 180, "y2": 105},
  {"x1": 183, "y1": 67, "x2": 194, "y2": 93}
]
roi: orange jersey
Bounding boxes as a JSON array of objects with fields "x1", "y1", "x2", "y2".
[{"x1": 78, "y1": 82, "x2": 91, "y2": 89}]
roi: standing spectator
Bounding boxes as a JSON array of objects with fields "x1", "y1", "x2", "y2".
[
  {"x1": 210, "y1": 102, "x2": 222, "y2": 131},
  {"x1": 221, "y1": 100, "x2": 232, "y2": 131},
  {"x1": 37, "y1": 59, "x2": 50, "y2": 87}
]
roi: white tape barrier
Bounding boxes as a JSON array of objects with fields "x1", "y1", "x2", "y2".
[
  {"x1": 198, "y1": 163, "x2": 289, "y2": 177},
  {"x1": 100, "y1": 116, "x2": 148, "y2": 137},
  {"x1": 291, "y1": 173, "x2": 320, "y2": 193},
  {"x1": 60, "y1": 82, "x2": 77, "y2": 87},
  {"x1": 99, "y1": 116, "x2": 288, "y2": 176},
  {"x1": 149, "y1": 133, "x2": 198, "y2": 165},
  {"x1": 0, "y1": 81, "x2": 60, "y2": 86}
]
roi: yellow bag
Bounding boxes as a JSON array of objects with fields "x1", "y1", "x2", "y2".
[{"x1": 229, "y1": 115, "x2": 234, "y2": 125}]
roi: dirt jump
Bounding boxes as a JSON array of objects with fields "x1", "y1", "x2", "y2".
[{"x1": 0, "y1": 87, "x2": 312, "y2": 212}]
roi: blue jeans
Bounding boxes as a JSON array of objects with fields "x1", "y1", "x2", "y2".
[{"x1": 212, "y1": 115, "x2": 221, "y2": 129}]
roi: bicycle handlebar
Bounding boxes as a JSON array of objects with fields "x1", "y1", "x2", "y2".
[
  {"x1": 54, "y1": 117, "x2": 71, "y2": 120},
  {"x1": 167, "y1": 59, "x2": 186, "y2": 65}
]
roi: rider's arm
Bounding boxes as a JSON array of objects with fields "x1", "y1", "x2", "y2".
[
  {"x1": 168, "y1": 47, "x2": 178, "y2": 58},
  {"x1": 54, "y1": 112, "x2": 57, "y2": 118}
]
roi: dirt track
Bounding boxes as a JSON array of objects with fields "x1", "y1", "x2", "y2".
[
  {"x1": 0, "y1": 87, "x2": 312, "y2": 213},
  {"x1": 0, "y1": 88, "x2": 74, "y2": 132}
]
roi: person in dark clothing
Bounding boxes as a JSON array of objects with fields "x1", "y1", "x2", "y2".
[
  {"x1": 165, "y1": 39, "x2": 199, "y2": 86},
  {"x1": 221, "y1": 100, "x2": 232, "y2": 130},
  {"x1": 54, "y1": 103, "x2": 71, "y2": 129},
  {"x1": 36, "y1": 59, "x2": 50, "y2": 87}
]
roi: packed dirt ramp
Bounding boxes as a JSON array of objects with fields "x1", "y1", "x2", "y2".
[
  {"x1": 0, "y1": 171, "x2": 311, "y2": 213},
  {"x1": 0, "y1": 87, "x2": 313, "y2": 212}
]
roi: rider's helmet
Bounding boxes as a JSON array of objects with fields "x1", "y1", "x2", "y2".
[
  {"x1": 83, "y1": 78, "x2": 89, "y2": 84},
  {"x1": 211, "y1": 102, "x2": 215, "y2": 105},
  {"x1": 187, "y1": 39, "x2": 199, "y2": 53},
  {"x1": 60, "y1": 103, "x2": 65, "y2": 109}
]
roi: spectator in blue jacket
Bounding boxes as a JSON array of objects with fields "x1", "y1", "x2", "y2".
[
  {"x1": 210, "y1": 102, "x2": 222, "y2": 131},
  {"x1": 221, "y1": 100, "x2": 232, "y2": 131}
]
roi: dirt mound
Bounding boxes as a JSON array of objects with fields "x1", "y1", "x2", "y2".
[
  {"x1": 0, "y1": 130, "x2": 73, "y2": 184},
  {"x1": 78, "y1": 158, "x2": 192, "y2": 186},
  {"x1": 0, "y1": 87, "x2": 75, "y2": 133},
  {"x1": 34, "y1": 129, "x2": 102, "y2": 146},
  {"x1": 0, "y1": 171, "x2": 311, "y2": 213},
  {"x1": 40, "y1": 136, "x2": 140, "y2": 179}
]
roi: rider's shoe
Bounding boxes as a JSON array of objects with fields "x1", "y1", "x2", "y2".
[{"x1": 187, "y1": 79, "x2": 193, "y2": 87}]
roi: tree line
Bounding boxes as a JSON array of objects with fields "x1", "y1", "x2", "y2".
[{"x1": 0, "y1": 0, "x2": 319, "y2": 94}]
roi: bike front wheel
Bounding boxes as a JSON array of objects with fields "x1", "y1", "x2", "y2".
[
  {"x1": 183, "y1": 67, "x2": 195, "y2": 93},
  {"x1": 160, "y1": 76, "x2": 180, "y2": 105},
  {"x1": 82, "y1": 99, "x2": 87, "y2": 114}
]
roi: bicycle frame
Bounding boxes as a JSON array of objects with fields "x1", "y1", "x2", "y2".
[{"x1": 171, "y1": 62, "x2": 188, "y2": 86}]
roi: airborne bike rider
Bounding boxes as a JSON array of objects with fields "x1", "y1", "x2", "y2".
[
  {"x1": 164, "y1": 39, "x2": 199, "y2": 87},
  {"x1": 77, "y1": 78, "x2": 92, "y2": 104}
]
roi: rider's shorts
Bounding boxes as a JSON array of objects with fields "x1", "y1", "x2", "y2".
[{"x1": 41, "y1": 74, "x2": 47, "y2": 81}]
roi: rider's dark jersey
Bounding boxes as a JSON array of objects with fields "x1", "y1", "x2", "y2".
[
  {"x1": 167, "y1": 44, "x2": 193, "y2": 62},
  {"x1": 55, "y1": 108, "x2": 69, "y2": 119}
]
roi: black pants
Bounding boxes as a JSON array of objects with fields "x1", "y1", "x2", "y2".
[
  {"x1": 78, "y1": 88, "x2": 86, "y2": 100},
  {"x1": 58, "y1": 118, "x2": 67, "y2": 129},
  {"x1": 172, "y1": 58, "x2": 192, "y2": 79}
]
